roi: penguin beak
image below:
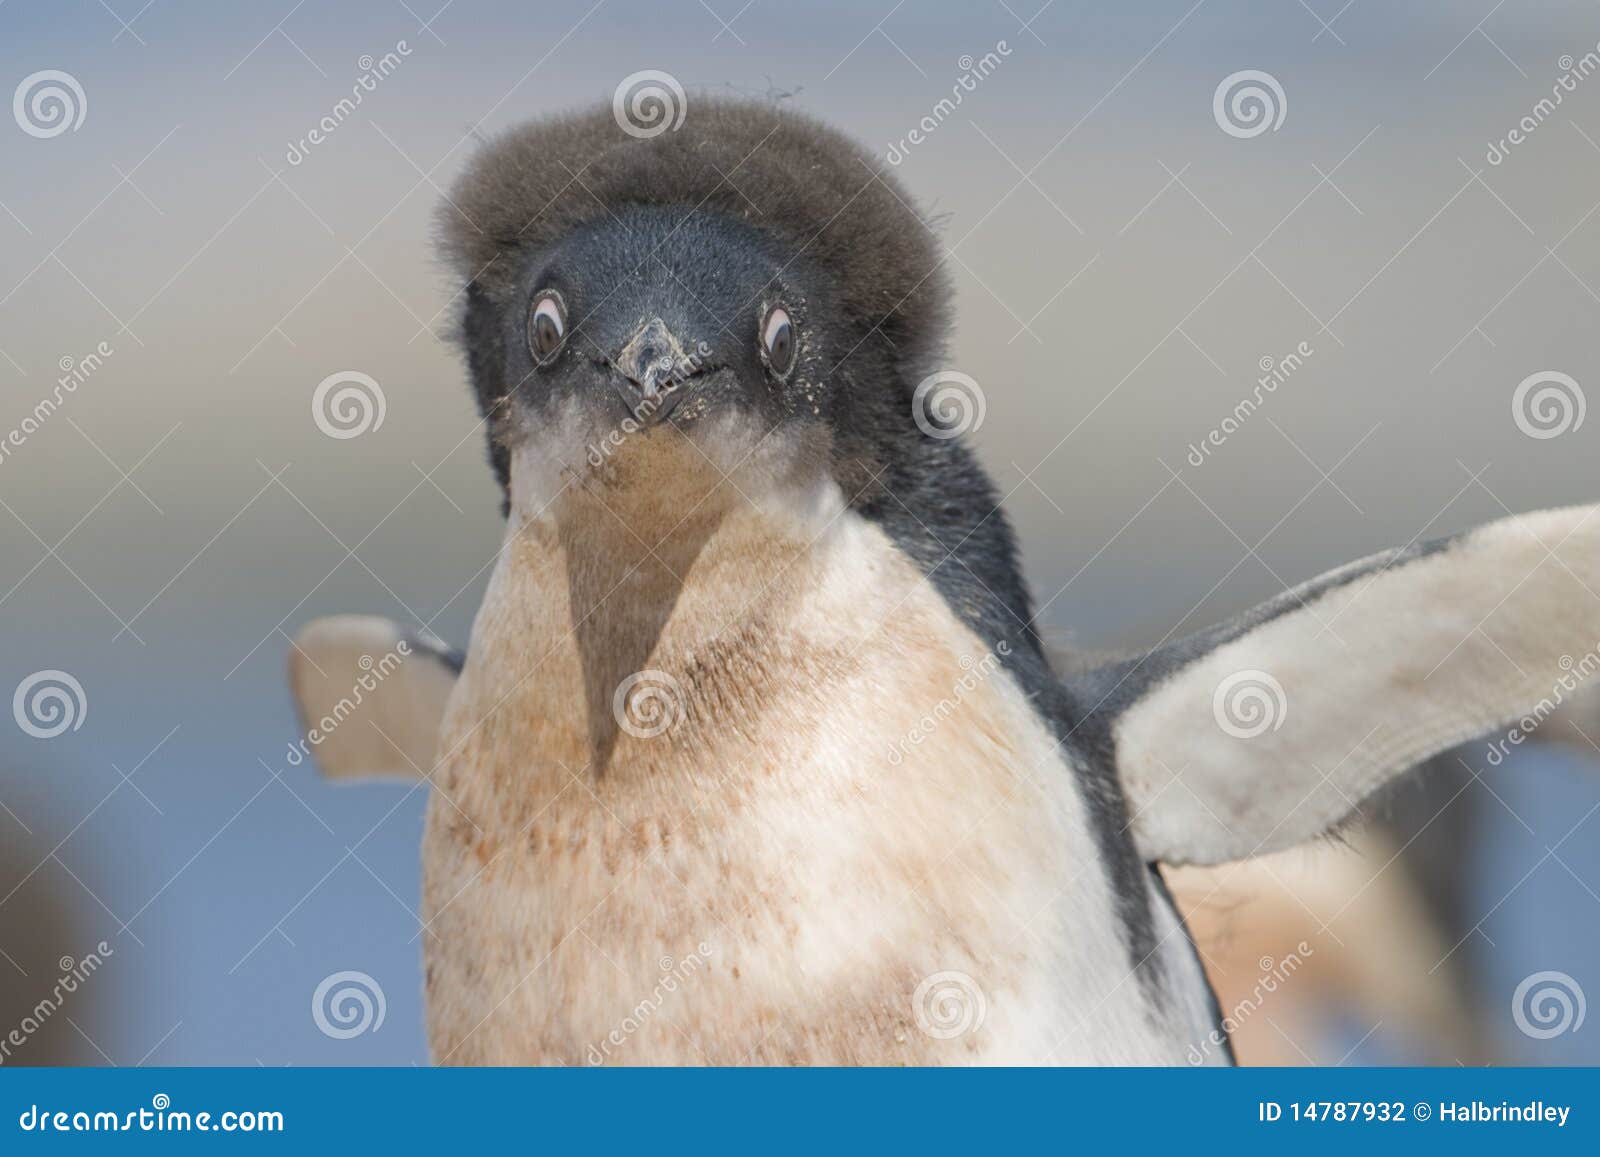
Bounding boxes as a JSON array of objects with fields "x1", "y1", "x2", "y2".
[{"x1": 614, "y1": 317, "x2": 701, "y2": 422}]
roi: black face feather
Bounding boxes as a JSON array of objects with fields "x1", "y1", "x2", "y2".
[{"x1": 483, "y1": 205, "x2": 844, "y2": 434}]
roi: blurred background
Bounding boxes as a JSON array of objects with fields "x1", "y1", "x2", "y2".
[{"x1": 1, "y1": 0, "x2": 1597, "y2": 1065}]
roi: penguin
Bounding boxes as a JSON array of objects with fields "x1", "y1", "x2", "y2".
[{"x1": 290, "y1": 98, "x2": 1600, "y2": 1065}]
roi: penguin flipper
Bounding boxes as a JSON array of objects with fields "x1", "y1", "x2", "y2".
[
  {"x1": 287, "y1": 615, "x2": 461, "y2": 781},
  {"x1": 1066, "y1": 504, "x2": 1600, "y2": 866}
]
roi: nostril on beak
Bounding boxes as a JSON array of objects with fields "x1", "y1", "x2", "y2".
[{"x1": 616, "y1": 318, "x2": 696, "y2": 412}]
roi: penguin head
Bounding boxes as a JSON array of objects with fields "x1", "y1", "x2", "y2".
[
  {"x1": 487, "y1": 204, "x2": 836, "y2": 437},
  {"x1": 439, "y1": 98, "x2": 951, "y2": 514}
]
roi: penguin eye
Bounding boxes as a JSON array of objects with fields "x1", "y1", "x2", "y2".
[
  {"x1": 761, "y1": 306, "x2": 795, "y2": 378},
  {"x1": 529, "y1": 291, "x2": 566, "y2": 364}
]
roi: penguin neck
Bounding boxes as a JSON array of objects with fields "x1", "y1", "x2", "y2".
[{"x1": 459, "y1": 452, "x2": 850, "y2": 781}]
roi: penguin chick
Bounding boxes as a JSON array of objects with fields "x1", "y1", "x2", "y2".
[
  {"x1": 421, "y1": 97, "x2": 1210, "y2": 1065},
  {"x1": 294, "y1": 97, "x2": 1600, "y2": 1066}
]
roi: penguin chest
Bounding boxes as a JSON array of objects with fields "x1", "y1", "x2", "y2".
[{"x1": 420, "y1": 503, "x2": 1207, "y2": 1065}]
